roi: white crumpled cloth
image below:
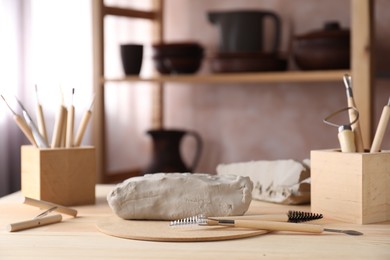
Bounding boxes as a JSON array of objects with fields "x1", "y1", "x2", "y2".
[{"x1": 217, "y1": 159, "x2": 311, "y2": 205}]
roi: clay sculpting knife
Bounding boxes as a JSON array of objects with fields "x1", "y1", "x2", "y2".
[
  {"x1": 15, "y1": 97, "x2": 49, "y2": 148},
  {"x1": 343, "y1": 74, "x2": 364, "y2": 152},
  {"x1": 1, "y1": 95, "x2": 37, "y2": 146},
  {"x1": 370, "y1": 97, "x2": 390, "y2": 153}
]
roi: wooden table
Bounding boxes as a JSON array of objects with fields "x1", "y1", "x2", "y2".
[{"x1": 0, "y1": 185, "x2": 389, "y2": 259}]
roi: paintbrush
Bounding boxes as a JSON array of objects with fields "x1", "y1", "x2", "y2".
[
  {"x1": 1, "y1": 94, "x2": 37, "y2": 146},
  {"x1": 74, "y1": 94, "x2": 95, "y2": 146}
]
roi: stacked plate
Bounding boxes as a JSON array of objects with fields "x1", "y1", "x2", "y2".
[{"x1": 210, "y1": 52, "x2": 287, "y2": 73}]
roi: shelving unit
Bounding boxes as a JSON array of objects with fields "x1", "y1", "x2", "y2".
[{"x1": 92, "y1": 0, "x2": 373, "y2": 183}]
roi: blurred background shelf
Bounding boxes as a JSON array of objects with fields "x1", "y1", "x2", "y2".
[{"x1": 102, "y1": 70, "x2": 350, "y2": 84}]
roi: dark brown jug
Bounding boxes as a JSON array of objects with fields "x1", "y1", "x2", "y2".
[
  {"x1": 208, "y1": 10, "x2": 281, "y2": 53},
  {"x1": 143, "y1": 129, "x2": 202, "y2": 174}
]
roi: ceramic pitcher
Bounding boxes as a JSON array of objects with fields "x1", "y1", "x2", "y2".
[
  {"x1": 208, "y1": 10, "x2": 281, "y2": 53},
  {"x1": 143, "y1": 129, "x2": 202, "y2": 174}
]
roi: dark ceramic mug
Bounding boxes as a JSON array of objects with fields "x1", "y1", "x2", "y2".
[{"x1": 120, "y1": 44, "x2": 143, "y2": 75}]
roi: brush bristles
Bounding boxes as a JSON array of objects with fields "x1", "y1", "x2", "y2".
[
  {"x1": 287, "y1": 210, "x2": 323, "y2": 223},
  {"x1": 169, "y1": 214, "x2": 206, "y2": 226}
]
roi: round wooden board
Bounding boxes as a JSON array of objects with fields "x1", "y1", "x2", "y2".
[{"x1": 96, "y1": 215, "x2": 269, "y2": 242}]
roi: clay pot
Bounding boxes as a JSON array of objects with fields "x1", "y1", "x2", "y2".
[{"x1": 292, "y1": 22, "x2": 350, "y2": 70}]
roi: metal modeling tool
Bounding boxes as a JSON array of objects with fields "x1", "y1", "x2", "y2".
[
  {"x1": 1, "y1": 95, "x2": 37, "y2": 146},
  {"x1": 324, "y1": 107, "x2": 359, "y2": 153},
  {"x1": 15, "y1": 97, "x2": 49, "y2": 148},
  {"x1": 6, "y1": 207, "x2": 62, "y2": 232},
  {"x1": 370, "y1": 97, "x2": 390, "y2": 153},
  {"x1": 343, "y1": 74, "x2": 364, "y2": 152},
  {"x1": 170, "y1": 215, "x2": 363, "y2": 236}
]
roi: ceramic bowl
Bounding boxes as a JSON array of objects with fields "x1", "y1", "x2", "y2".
[{"x1": 292, "y1": 22, "x2": 350, "y2": 70}]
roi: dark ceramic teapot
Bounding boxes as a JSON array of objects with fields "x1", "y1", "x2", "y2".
[
  {"x1": 143, "y1": 129, "x2": 202, "y2": 174},
  {"x1": 208, "y1": 10, "x2": 281, "y2": 53}
]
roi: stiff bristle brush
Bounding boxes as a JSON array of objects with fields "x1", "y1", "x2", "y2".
[{"x1": 170, "y1": 211, "x2": 363, "y2": 236}]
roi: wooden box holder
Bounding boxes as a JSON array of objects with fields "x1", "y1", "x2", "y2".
[
  {"x1": 21, "y1": 145, "x2": 96, "y2": 206},
  {"x1": 310, "y1": 149, "x2": 390, "y2": 224}
]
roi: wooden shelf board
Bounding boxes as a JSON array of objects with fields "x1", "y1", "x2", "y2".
[
  {"x1": 103, "y1": 6, "x2": 156, "y2": 20},
  {"x1": 102, "y1": 70, "x2": 350, "y2": 84}
]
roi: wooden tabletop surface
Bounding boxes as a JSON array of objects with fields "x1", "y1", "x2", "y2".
[{"x1": 0, "y1": 185, "x2": 389, "y2": 259}]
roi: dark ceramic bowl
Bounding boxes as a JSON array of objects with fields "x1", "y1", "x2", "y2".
[
  {"x1": 153, "y1": 56, "x2": 203, "y2": 74},
  {"x1": 152, "y1": 42, "x2": 204, "y2": 58},
  {"x1": 292, "y1": 22, "x2": 350, "y2": 70}
]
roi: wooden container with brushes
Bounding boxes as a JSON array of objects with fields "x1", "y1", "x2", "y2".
[
  {"x1": 310, "y1": 149, "x2": 390, "y2": 224},
  {"x1": 21, "y1": 145, "x2": 96, "y2": 206}
]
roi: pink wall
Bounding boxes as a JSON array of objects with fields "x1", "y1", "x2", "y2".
[{"x1": 159, "y1": 0, "x2": 390, "y2": 173}]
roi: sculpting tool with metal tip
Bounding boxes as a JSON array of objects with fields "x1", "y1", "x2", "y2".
[
  {"x1": 1, "y1": 95, "x2": 37, "y2": 146},
  {"x1": 15, "y1": 97, "x2": 49, "y2": 148},
  {"x1": 343, "y1": 74, "x2": 364, "y2": 152}
]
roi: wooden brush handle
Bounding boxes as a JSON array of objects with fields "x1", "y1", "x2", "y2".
[
  {"x1": 231, "y1": 220, "x2": 324, "y2": 234},
  {"x1": 215, "y1": 215, "x2": 288, "y2": 222}
]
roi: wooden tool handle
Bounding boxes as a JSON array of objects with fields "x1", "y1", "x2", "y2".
[
  {"x1": 370, "y1": 105, "x2": 390, "y2": 153},
  {"x1": 233, "y1": 220, "x2": 324, "y2": 234},
  {"x1": 23, "y1": 197, "x2": 78, "y2": 217},
  {"x1": 347, "y1": 97, "x2": 365, "y2": 152},
  {"x1": 51, "y1": 105, "x2": 66, "y2": 148},
  {"x1": 66, "y1": 105, "x2": 75, "y2": 148},
  {"x1": 74, "y1": 110, "x2": 92, "y2": 146},
  {"x1": 215, "y1": 215, "x2": 288, "y2": 222},
  {"x1": 6, "y1": 214, "x2": 62, "y2": 232},
  {"x1": 36, "y1": 104, "x2": 48, "y2": 145},
  {"x1": 338, "y1": 128, "x2": 356, "y2": 153},
  {"x1": 14, "y1": 115, "x2": 37, "y2": 146}
]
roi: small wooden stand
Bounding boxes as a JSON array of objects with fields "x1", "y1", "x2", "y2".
[
  {"x1": 311, "y1": 149, "x2": 390, "y2": 224},
  {"x1": 21, "y1": 145, "x2": 96, "y2": 206}
]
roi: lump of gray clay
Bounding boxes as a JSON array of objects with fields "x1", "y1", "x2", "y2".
[{"x1": 107, "y1": 173, "x2": 253, "y2": 220}]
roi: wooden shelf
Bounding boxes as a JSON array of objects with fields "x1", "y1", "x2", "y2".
[{"x1": 103, "y1": 70, "x2": 350, "y2": 84}]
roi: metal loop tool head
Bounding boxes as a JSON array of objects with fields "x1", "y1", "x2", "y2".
[{"x1": 323, "y1": 107, "x2": 359, "y2": 130}]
